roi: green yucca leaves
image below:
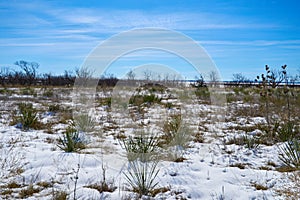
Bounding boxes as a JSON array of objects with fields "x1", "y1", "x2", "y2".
[
  {"x1": 57, "y1": 126, "x2": 86, "y2": 152},
  {"x1": 17, "y1": 103, "x2": 38, "y2": 130},
  {"x1": 279, "y1": 139, "x2": 300, "y2": 169},
  {"x1": 124, "y1": 160, "x2": 160, "y2": 197}
]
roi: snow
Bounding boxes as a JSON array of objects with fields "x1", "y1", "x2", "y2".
[{"x1": 0, "y1": 87, "x2": 295, "y2": 199}]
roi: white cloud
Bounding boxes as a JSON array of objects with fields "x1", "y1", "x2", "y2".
[
  {"x1": 1, "y1": 0, "x2": 281, "y2": 51},
  {"x1": 199, "y1": 40, "x2": 300, "y2": 46}
]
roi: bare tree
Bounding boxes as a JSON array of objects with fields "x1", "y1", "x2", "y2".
[
  {"x1": 75, "y1": 67, "x2": 95, "y2": 87},
  {"x1": 126, "y1": 70, "x2": 136, "y2": 81},
  {"x1": 42, "y1": 73, "x2": 52, "y2": 85},
  {"x1": 98, "y1": 73, "x2": 118, "y2": 88},
  {"x1": 157, "y1": 74, "x2": 161, "y2": 82},
  {"x1": 143, "y1": 70, "x2": 152, "y2": 81},
  {"x1": 163, "y1": 73, "x2": 170, "y2": 83},
  {"x1": 208, "y1": 70, "x2": 220, "y2": 86},
  {"x1": 75, "y1": 67, "x2": 94, "y2": 79},
  {"x1": 288, "y1": 67, "x2": 300, "y2": 85},
  {"x1": 64, "y1": 70, "x2": 75, "y2": 86},
  {"x1": 0, "y1": 67, "x2": 10, "y2": 85},
  {"x1": 14, "y1": 60, "x2": 39, "y2": 85},
  {"x1": 268, "y1": 68, "x2": 284, "y2": 88},
  {"x1": 232, "y1": 73, "x2": 250, "y2": 85}
]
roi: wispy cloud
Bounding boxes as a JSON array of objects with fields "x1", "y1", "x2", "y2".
[
  {"x1": 0, "y1": 0, "x2": 281, "y2": 52},
  {"x1": 47, "y1": 9, "x2": 278, "y2": 31},
  {"x1": 200, "y1": 40, "x2": 300, "y2": 46},
  {"x1": 3, "y1": 1, "x2": 278, "y2": 33}
]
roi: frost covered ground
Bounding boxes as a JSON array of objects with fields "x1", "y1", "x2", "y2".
[{"x1": 0, "y1": 85, "x2": 299, "y2": 199}]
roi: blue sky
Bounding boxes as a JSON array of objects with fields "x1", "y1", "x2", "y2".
[{"x1": 0, "y1": 0, "x2": 300, "y2": 80}]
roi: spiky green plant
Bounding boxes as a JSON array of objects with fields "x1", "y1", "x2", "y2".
[
  {"x1": 279, "y1": 139, "x2": 300, "y2": 170},
  {"x1": 17, "y1": 103, "x2": 39, "y2": 130},
  {"x1": 169, "y1": 125, "x2": 192, "y2": 148},
  {"x1": 163, "y1": 114, "x2": 181, "y2": 144},
  {"x1": 120, "y1": 131, "x2": 158, "y2": 162},
  {"x1": 242, "y1": 135, "x2": 260, "y2": 149},
  {"x1": 276, "y1": 122, "x2": 297, "y2": 142},
  {"x1": 74, "y1": 113, "x2": 96, "y2": 133},
  {"x1": 124, "y1": 160, "x2": 160, "y2": 197},
  {"x1": 162, "y1": 115, "x2": 192, "y2": 161},
  {"x1": 57, "y1": 126, "x2": 86, "y2": 152},
  {"x1": 122, "y1": 130, "x2": 160, "y2": 196}
]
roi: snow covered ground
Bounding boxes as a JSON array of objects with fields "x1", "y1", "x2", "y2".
[{"x1": 0, "y1": 86, "x2": 298, "y2": 199}]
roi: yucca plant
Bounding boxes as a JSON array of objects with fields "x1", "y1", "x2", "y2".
[
  {"x1": 74, "y1": 113, "x2": 96, "y2": 133},
  {"x1": 120, "y1": 131, "x2": 158, "y2": 162},
  {"x1": 16, "y1": 103, "x2": 39, "y2": 130},
  {"x1": 162, "y1": 115, "x2": 192, "y2": 161},
  {"x1": 169, "y1": 125, "x2": 192, "y2": 148},
  {"x1": 242, "y1": 135, "x2": 260, "y2": 149},
  {"x1": 277, "y1": 122, "x2": 296, "y2": 142},
  {"x1": 279, "y1": 139, "x2": 300, "y2": 170},
  {"x1": 124, "y1": 160, "x2": 160, "y2": 197},
  {"x1": 122, "y1": 131, "x2": 160, "y2": 197},
  {"x1": 162, "y1": 114, "x2": 181, "y2": 144},
  {"x1": 57, "y1": 126, "x2": 86, "y2": 152},
  {"x1": 165, "y1": 124, "x2": 192, "y2": 161}
]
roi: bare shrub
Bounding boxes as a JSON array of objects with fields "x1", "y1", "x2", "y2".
[{"x1": 0, "y1": 140, "x2": 26, "y2": 180}]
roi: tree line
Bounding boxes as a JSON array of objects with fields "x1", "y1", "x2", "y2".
[
  {"x1": 0, "y1": 60, "x2": 118, "y2": 87},
  {"x1": 0, "y1": 60, "x2": 299, "y2": 87},
  {"x1": 231, "y1": 65, "x2": 300, "y2": 87}
]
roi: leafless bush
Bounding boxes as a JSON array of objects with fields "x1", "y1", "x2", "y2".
[{"x1": 0, "y1": 139, "x2": 26, "y2": 180}]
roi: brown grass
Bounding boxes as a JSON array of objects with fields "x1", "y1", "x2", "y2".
[
  {"x1": 251, "y1": 182, "x2": 268, "y2": 190},
  {"x1": 229, "y1": 163, "x2": 247, "y2": 169},
  {"x1": 19, "y1": 185, "x2": 41, "y2": 198}
]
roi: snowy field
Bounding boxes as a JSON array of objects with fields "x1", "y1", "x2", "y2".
[{"x1": 0, "y1": 84, "x2": 299, "y2": 200}]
